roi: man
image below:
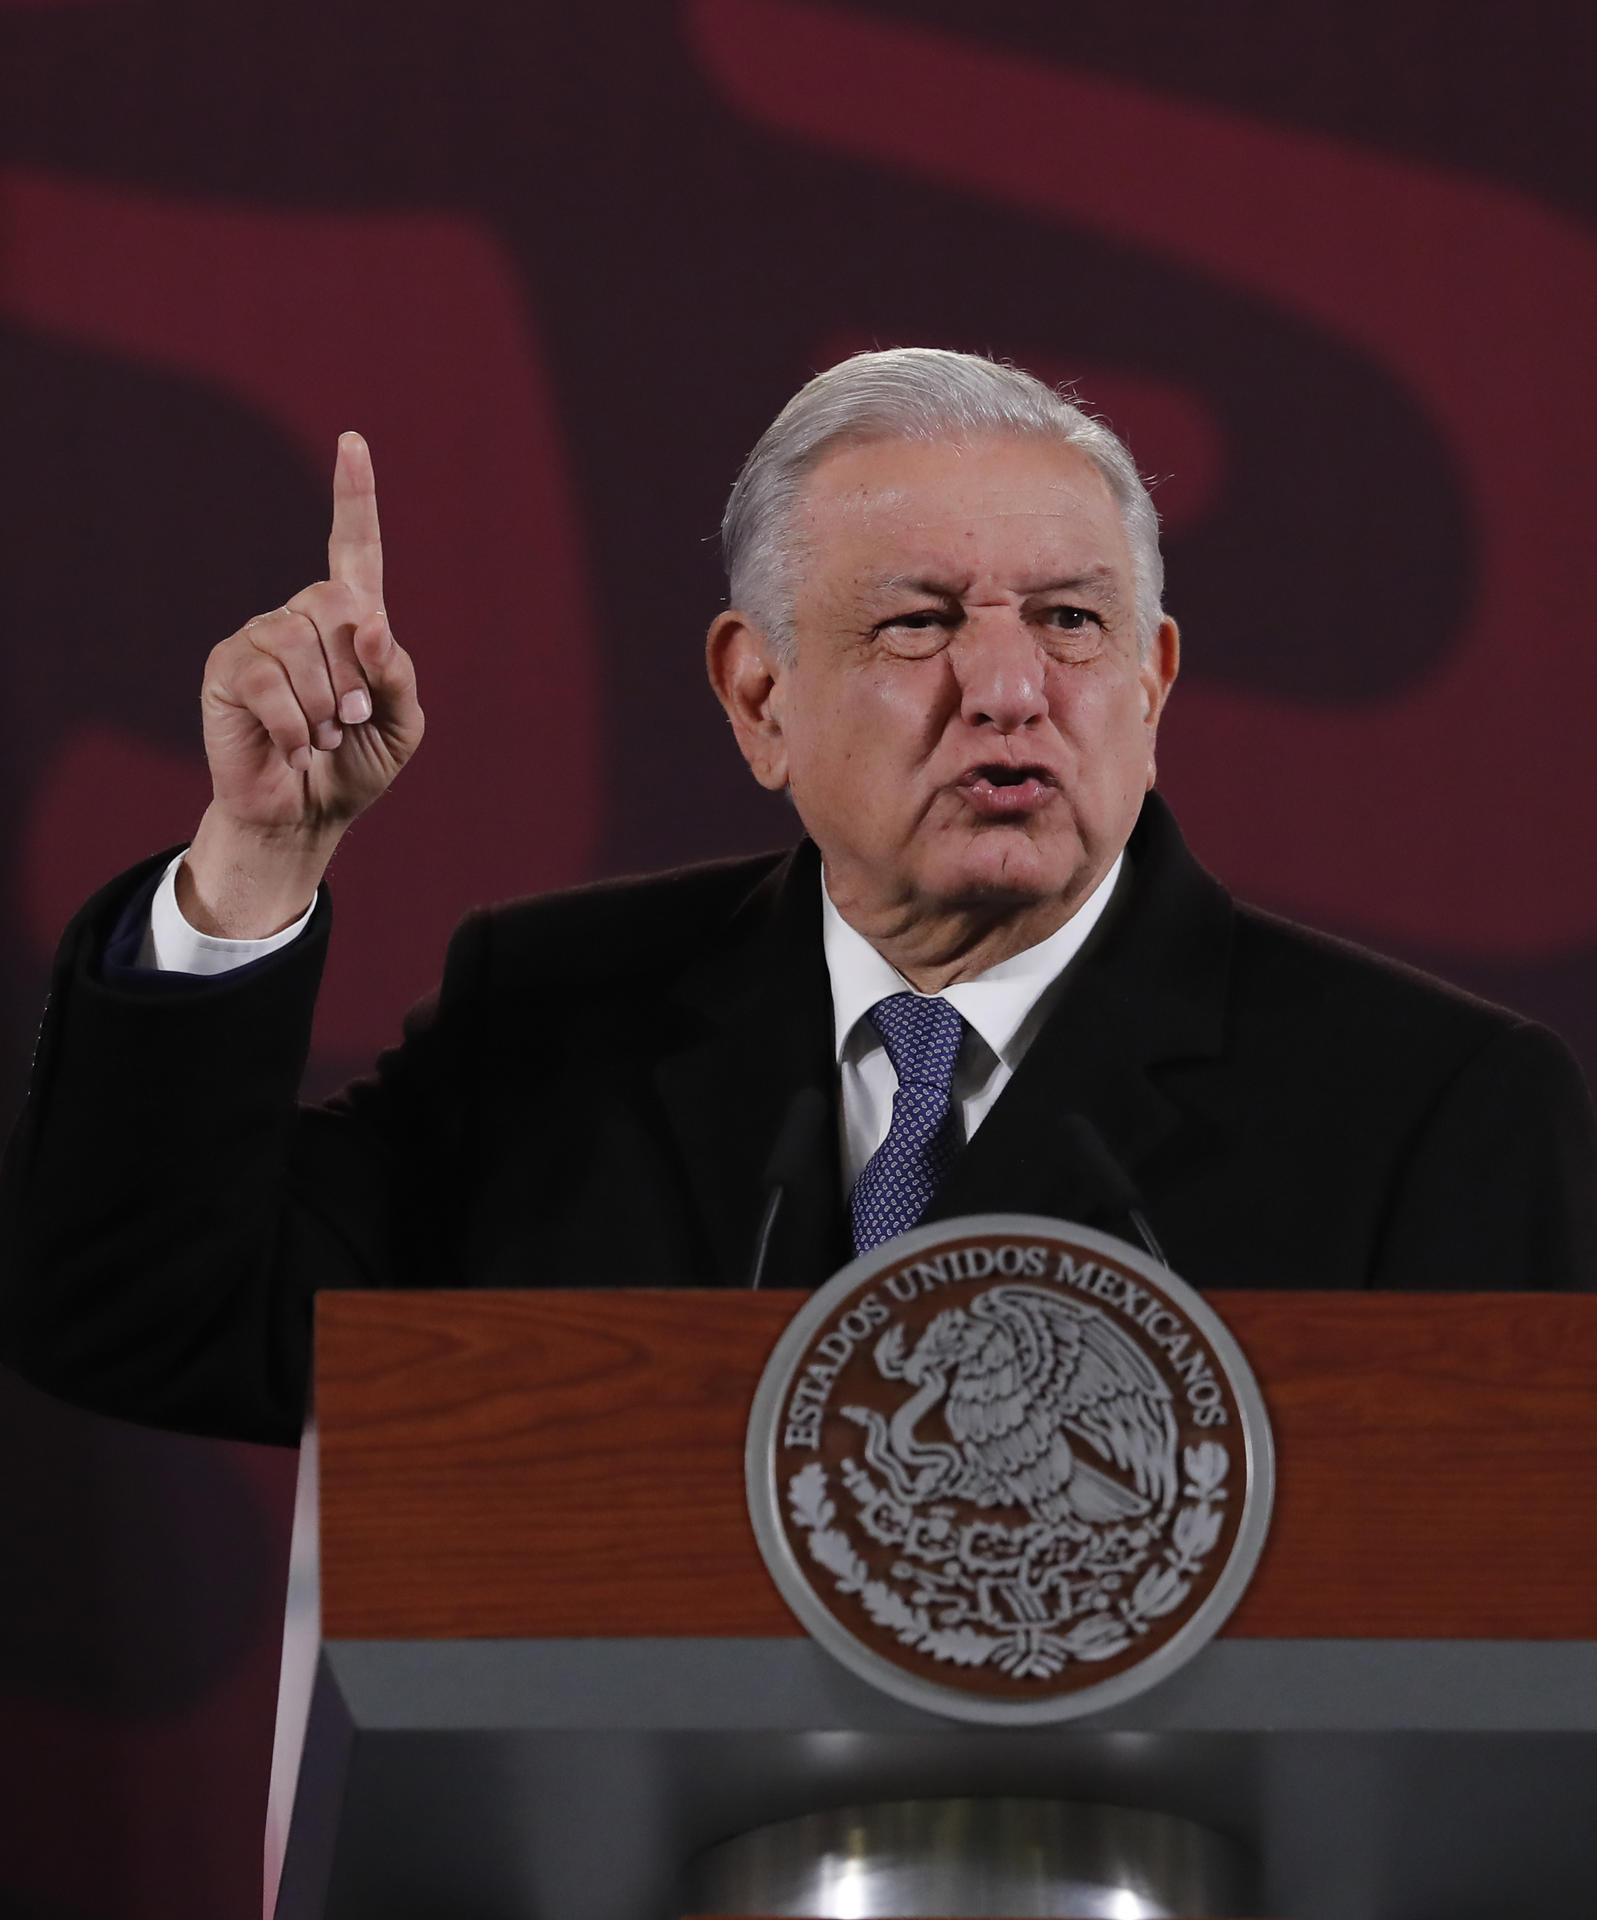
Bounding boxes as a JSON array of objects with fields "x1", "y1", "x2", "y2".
[{"x1": 1, "y1": 349, "x2": 1592, "y2": 1447}]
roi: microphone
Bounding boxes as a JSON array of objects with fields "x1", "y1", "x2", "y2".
[
  {"x1": 1061, "y1": 1113, "x2": 1169, "y2": 1268},
  {"x1": 747, "y1": 1087, "x2": 829, "y2": 1290}
]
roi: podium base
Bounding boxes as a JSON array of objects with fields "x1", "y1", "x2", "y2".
[{"x1": 682, "y1": 1798, "x2": 1256, "y2": 1918}]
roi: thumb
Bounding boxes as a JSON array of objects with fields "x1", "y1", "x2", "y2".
[
  {"x1": 354, "y1": 608, "x2": 405, "y2": 685},
  {"x1": 353, "y1": 610, "x2": 423, "y2": 729}
]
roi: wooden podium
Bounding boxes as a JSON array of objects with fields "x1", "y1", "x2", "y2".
[{"x1": 268, "y1": 1289, "x2": 1597, "y2": 1920}]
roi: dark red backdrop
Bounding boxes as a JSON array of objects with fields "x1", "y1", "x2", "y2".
[{"x1": 2, "y1": 2, "x2": 1594, "y2": 1913}]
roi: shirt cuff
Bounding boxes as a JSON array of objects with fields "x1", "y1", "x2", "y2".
[{"x1": 143, "y1": 851, "x2": 318, "y2": 974}]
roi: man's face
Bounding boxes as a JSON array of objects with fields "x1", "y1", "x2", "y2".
[{"x1": 712, "y1": 433, "x2": 1178, "y2": 950}]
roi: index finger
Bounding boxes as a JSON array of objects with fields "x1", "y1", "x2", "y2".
[{"x1": 328, "y1": 431, "x2": 384, "y2": 604}]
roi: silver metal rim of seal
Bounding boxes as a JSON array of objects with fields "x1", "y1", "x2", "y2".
[
  {"x1": 682, "y1": 1796, "x2": 1259, "y2": 1918},
  {"x1": 745, "y1": 1212, "x2": 1277, "y2": 1726}
]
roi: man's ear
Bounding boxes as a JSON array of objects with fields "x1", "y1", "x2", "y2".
[
  {"x1": 706, "y1": 609, "x2": 791, "y2": 791},
  {"x1": 1140, "y1": 616, "x2": 1180, "y2": 786}
]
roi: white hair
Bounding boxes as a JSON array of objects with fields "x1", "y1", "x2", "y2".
[{"x1": 721, "y1": 347, "x2": 1166, "y2": 662}]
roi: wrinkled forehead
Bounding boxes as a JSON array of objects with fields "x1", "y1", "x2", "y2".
[{"x1": 790, "y1": 433, "x2": 1134, "y2": 597}]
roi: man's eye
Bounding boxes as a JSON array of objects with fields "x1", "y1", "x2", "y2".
[
  {"x1": 874, "y1": 609, "x2": 953, "y2": 655},
  {"x1": 1043, "y1": 605, "x2": 1100, "y2": 630}
]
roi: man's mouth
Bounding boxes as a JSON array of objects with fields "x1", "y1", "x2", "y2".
[{"x1": 957, "y1": 765, "x2": 1059, "y2": 816}]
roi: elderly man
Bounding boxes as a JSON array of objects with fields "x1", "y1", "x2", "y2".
[{"x1": 1, "y1": 349, "x2": 1592, "y2": 1444}]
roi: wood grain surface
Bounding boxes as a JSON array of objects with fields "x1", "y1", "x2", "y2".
[{"x1": 316, "y1": 1290, "x2": 1597, "y2": 1641}]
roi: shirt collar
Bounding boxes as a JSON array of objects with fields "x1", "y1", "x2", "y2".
[{"x1": 822, "y1": 852, "x2": 1125, "y2": 1069}]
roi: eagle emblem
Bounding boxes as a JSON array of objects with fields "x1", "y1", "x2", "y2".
[
  {"x1": 749, "y1": 1220, "x2": 1273, "y2": 1721},
  {"x1": 848, "y1": 1285, "x2": 1180, "y2": 1528}
]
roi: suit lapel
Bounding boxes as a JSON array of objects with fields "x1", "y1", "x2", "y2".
[
  {"x1": 652, "y1": 842, "x2": 846, "y2": 1290},
  {"x1": 924, "y1": 795, "x2": 1233, "y2": 1233}
]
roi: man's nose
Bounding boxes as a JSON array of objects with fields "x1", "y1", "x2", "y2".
[{"x1": 953, "y1": 614, "x2": 1048, "y2": 734}]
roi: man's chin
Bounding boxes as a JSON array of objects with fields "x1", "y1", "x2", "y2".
[{"x1": 918, "y1": 836, "x2": 1084, "y2": 913}]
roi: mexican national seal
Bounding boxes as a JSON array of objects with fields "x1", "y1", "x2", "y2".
[{"x1": 746, "y1": 1214, "x2": 1274, "y2": 1723}]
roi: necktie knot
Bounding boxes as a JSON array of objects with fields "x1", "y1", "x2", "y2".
[{"x1": 866, "y1": 992, "x2": 965, "y2": 1092}]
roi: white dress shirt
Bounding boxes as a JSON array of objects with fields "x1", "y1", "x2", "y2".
[
  {"x1": 145, "y1": 846, "x2": 1125, "y2": 1193},
  {"x1": 142, "y1": 851, "x2": 316, "y2": 973},
  {"x1": 824, "y1": 855, "x2": 1123, "y2": 1189}
]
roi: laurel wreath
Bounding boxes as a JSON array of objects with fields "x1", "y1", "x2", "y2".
[{"x1": 788, "y1": 1438, "x2": 1230, "y2": 1676}]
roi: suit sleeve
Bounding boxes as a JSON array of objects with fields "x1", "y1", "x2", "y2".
[
  {"x1": 1371, "y1": 1021, "x2": 1597, "y2": 1291},
  {"x1": 0, "y1": 853, "x2": 487, "y2": 1444}
]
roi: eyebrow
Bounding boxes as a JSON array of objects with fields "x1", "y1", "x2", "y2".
[{"x1": 876, "y1": 567, "x2": 1123, "y2": 600}]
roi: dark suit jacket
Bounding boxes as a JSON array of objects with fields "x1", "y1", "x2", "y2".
[{"x1": 1, "y1": 795, "x2": 1592, "y2": 1445}]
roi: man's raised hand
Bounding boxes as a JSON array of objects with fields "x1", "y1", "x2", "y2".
[{"x1": 180, "y1": 434, "x2": 425, "y2": 938}]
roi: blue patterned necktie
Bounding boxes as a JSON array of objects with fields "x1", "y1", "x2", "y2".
[{"x1": 849, "y1": 992, "x2": 967, "y2": 1255}]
